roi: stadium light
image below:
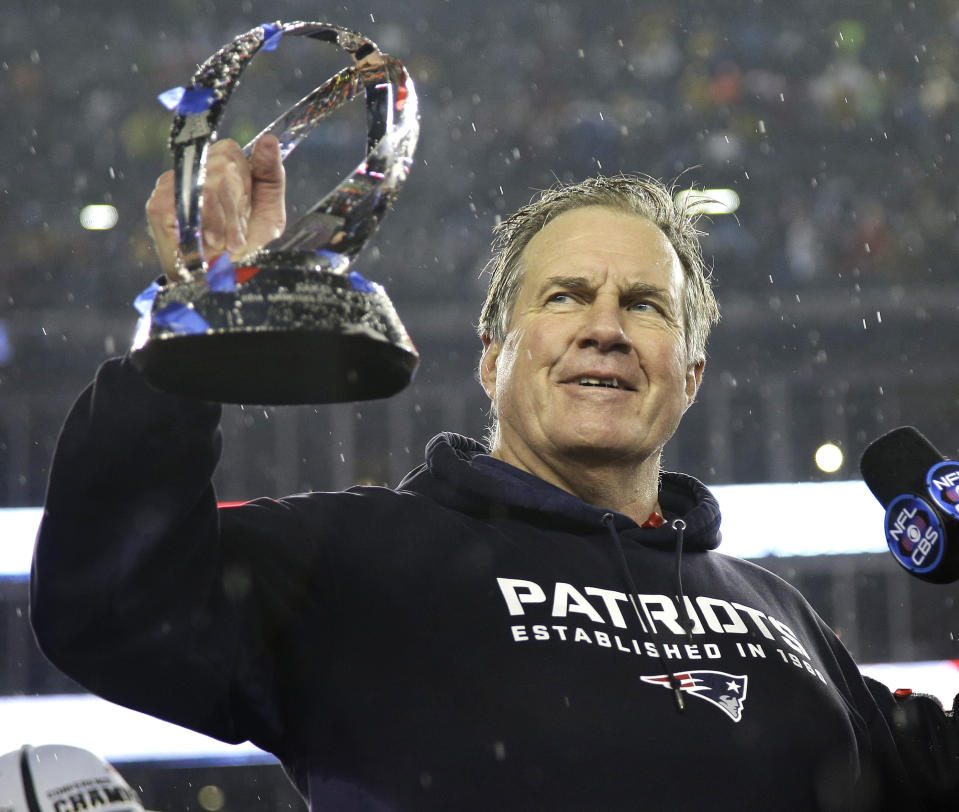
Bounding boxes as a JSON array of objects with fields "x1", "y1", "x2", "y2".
[
  {"x1": 674, "y1": 188, "x2": 740, "y2": 216},
  {"x1": 80, "y1": 204, "x2": 119, "y2": 230},
  {"x1": 815, "y1": 443, "x2": 844, "y2": 473}
]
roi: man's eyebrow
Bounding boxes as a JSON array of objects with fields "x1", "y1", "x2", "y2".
[
  {"x1": 537, "y1": 275, "x2": 593, "y2": 295},
  {"x1": 620, "y1": 281, "x2": 674, "y2": 304},
  {"x1": 538, "y1": 276, "x2": 675, "y2": 306}
]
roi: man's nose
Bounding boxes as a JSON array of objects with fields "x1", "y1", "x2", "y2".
[{"x1": 576, "y1": 300, "x2": 631, "y2": 353}]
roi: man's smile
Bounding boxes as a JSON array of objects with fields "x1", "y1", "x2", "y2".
[{"x1": 559, "y1": 372, "x2": 639, "y2": 392}]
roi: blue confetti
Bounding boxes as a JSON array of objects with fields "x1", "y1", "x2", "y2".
[
  {"x1": 206, "y1": 253, "x2": 236, "y2": 292},
  {"x1": 152, "y1": 304, "x2": 211, "y2": 335},
  {"x1": 133, "y1": 281, "x2": 161, "y2": 316},
  {"x1": 0, "y1": 319, "x2": 12, "y2": 366},
  {"x1": 176, "y1": 86, "x2": 217, "y2": 115},
  {"x1": 261, "y1": 23, "x2": 283, "y2": 51},
  {"x1": 157, "y1": 86, "x2": 186, "y2": 111},
  {"x1": 348, "y1": 271, "x2": 381, "y2": 294},
  {"x1": 316, "y1": 249, "x2": 350, "y2": 273}
]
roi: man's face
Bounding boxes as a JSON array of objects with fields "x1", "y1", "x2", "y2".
[{"x1": 481, "y1": 206, "x2": 704, "y2": 470}]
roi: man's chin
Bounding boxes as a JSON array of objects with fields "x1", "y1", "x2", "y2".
[{"x1": 558, "y1": 437, "x2": 658, "y2": 467}]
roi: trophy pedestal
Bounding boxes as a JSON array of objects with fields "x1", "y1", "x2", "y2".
[{"x1": 131, "y1": 267, "x2": 418, "y2": 404}]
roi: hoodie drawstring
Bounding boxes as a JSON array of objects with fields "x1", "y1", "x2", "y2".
[
  {"x1": 672, "y1": 518, "x2": 694, "y2": 643},
  {"x1": 602, "y1": 513, "x2": 688, "y2": 713}
]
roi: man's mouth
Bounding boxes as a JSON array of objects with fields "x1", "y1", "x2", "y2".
[{"x1": 576, "y1": 377, "x2": 633, "y2": 391}]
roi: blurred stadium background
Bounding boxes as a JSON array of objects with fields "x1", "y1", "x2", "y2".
[{"x1": 2, "y1": 0, "x2": 958, "y2": 808}]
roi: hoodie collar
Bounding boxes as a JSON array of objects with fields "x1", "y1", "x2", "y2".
[{"x1": 397, "y1": 432, "x2": 722, "y2": 551}]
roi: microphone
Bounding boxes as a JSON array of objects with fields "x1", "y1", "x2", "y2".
[{"x1": 860, "y1": 426, "x2": 959, "y2": 584}]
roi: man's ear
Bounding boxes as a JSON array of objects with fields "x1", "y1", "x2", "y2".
[
  {"x1": 479, "y1": 333, "x2": 501, "y2": 401},
  {"x1": 685, "y1": 358, "x2": 705, "y2": 409}
]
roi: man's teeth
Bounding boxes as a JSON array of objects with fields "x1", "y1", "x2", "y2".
[{"x1": 579, "y1": 377, "x2": 620, "y2": 388}]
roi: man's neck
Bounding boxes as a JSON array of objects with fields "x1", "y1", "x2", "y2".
[{"x1": 490, "y1": 442, "x2": 662, "y2": 525}]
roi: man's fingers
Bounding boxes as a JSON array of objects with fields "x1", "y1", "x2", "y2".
[
  {"x1": 212, "y1": 170, "x2": 249, "y2": 253},
  {"x1": 145, "y1": 171, "x2": 179, "y2": 277},
  {"x1": 201, "y1": 196, "x2": 227, "y2": 255},
  {"x1": 144, "y1": 137, "x2": 285, "y2": 274},
  {"x1": 204, "y1": 144, "x2": 251, "y2": 254}
]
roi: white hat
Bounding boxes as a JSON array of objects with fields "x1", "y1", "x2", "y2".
[{"x1": 0, "y1": 745, "x2": 157, "y2": 812}]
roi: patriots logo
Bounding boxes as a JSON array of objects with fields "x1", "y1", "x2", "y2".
[{"x1": 641, "y1": 670, "x2": 748, "y2": 722}]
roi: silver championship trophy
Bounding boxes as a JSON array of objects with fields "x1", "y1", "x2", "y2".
[{"x1": 131, "y1": 21, "x2": 420, "y2": 404}]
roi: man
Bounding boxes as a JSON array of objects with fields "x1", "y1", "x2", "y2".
[{"x1": 31, "y1": 137, "x2": 955, "y2": 810}]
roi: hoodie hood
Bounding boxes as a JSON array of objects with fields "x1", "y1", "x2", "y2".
[{"x1": 397, "y1": 432, "x2": 722, "y2": 552}]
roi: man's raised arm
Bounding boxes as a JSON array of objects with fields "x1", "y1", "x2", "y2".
[{"x1": 29, "y1": 138, "x2": 307, "y2": 752}]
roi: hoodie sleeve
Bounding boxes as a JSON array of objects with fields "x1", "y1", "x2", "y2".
[
  {"x1": 810, "y1": 616, "x2": 949, "y2": 810},
  {"x1": 30, "y1": 356, "x2": 318, "y2": 756},
  {"x1": 864, "y1": 676, "x2": 959, "y2": 809}
]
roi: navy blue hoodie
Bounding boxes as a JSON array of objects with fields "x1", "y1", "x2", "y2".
[{"x1": 31, "y1": 357, "x2": 920, "y2": 810}]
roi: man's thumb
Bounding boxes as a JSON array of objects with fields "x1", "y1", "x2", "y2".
[
  {"x1": 246, "y1": 135, "x2": 286, "y2": 247},
  {"x1": 250, "y1": 134, "x2": 285, "y2": 185}
]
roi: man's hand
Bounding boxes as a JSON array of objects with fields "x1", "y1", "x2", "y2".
[{"x1": 145, "y1": 135, "x2": 286, "y2": 278}]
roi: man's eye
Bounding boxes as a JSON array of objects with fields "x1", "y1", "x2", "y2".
[
  {"x1": 547, "y1": 292, "x2": 574, "y2": 304},
  {"x1": 629, "y1": 301, "x2": 660, "y2": 313}
]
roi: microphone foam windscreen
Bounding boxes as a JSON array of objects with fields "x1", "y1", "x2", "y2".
[{"x1": 859, "y1": 426, "x2": 945, "y2": 508}]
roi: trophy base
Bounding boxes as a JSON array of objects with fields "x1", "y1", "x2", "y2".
[
  {"x1": 130, "y1": 265, "x2": 419, "y2": 405},
  {"x1": 133, "y1": 328, "x2": 418, "y2": 404}
]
